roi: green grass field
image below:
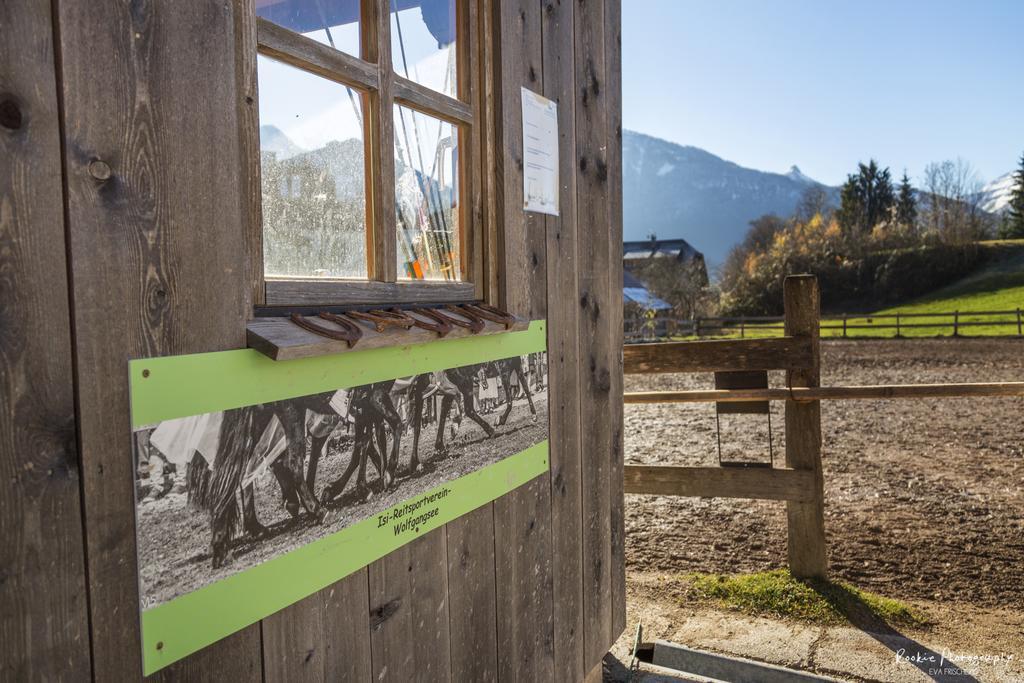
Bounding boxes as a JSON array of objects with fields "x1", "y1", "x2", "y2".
[{"x1": 658, "y1": 240, "x2": 1024, "y2": 340}]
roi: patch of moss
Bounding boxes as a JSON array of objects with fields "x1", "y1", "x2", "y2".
[{"x1": 683, "y1": 569, "x2": 928, "y2": 630}]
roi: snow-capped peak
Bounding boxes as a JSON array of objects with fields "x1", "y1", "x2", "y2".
[
  {"x1": 979, "y1": 171, "x2": 1017, "y2": 214},
  {"x1": 786, "y1": 165, "x2": 816, "y2": 185}
]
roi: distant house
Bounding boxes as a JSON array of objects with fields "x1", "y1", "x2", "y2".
[
  {"x1": 623, "y1": 270, "x2": 672, "y2": 311},
  {"x1": 623, "y1": 236, "x2": 709, "y2": 287}
]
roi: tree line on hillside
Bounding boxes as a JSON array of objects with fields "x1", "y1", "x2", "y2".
[{"x1": 716, "y1": 152, "x2": 1024, "y2": 316}]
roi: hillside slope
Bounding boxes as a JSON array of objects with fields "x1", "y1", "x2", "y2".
[{"x1": 623, "y1": 130, "x2": 838, "y2": 265}]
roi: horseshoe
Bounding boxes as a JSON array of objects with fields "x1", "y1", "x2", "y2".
[
  {"x1": 400, "y1": 308, "x2": 453, "y2": 337},
  {"x1": 346, "y1": 309, "x2": 416, "y2": 333},
  {"x1": 463, "y1": 303, "x2": 517, "y2": 330},
  {"x1": 443, "y1": 305, "x2": 486, "y2": 334},
  {"x1": 289, "y1": 312, "x2": 362, "y2": 348}
]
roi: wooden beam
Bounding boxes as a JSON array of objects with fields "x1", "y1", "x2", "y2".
[
  {"x1": 624, "y1": 337, "x2": 814, "y2": 375},
  {"x1": 394, "y1": 75, "x2": 474, "y2": 124},
  {"x1": 257, "y1": 17, "x2": 378, "y2": 90},
  {"x1": 247, "y1": 314, "x2": 529, "y2": 361},
  {"x1": 623, "y1": 466, "x2": 815, "y2": 503},
  {"x1": 0, "y1": 0, "x2": 92, "y2": 676},
  {"x1": 542, "y1": 0, "x2": 585, "y2": 678},
  {"x1": 783, "y1": 275, "x2": 827, "y2": 580},
  {"x1": 624, "y1": 382, "x2": 1024, "y2": 404},
  {"x1": 264, "y1": 278, "x2": 476, "y2": 306},
  {"x1": 363, "y1": 0, "x2": 397, "y2": 282},
  {"x1": 605, "y1": 0, "x2": 627, "y2": 644}
]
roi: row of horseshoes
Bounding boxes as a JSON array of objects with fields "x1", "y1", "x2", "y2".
[{"x1": 289, "y1": 303, "x2": 518, "y2": 347}]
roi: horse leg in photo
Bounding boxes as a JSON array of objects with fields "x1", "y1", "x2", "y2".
[
  {"x1": 241, "y1": 483, "x2": 269, "y2": 540},
  {"x1": 462, "y1": 384, "x2": 496, "y2": 439},
  {"x1": 322, "y1": 433, "x2": 363, "y2": 504},
  {"x1": 371, "y1": 421, "x2": 390, "y2": 492},
  {"x1": 271, "y1": 458, "x2": 301, "y2": 518},
  {"x1": 435, "y1": 394, "x2": 453, "y2": 455},
  {"x1": 370, "y1": 388, "x2": 402, "y2": 486},
  {"x1": 409, "y1": 378, "x2": 425, "y2": 472},
  {"x1": 281, "y1": 405, "x2": 326, "y2": 523},
  {"x1": 517, "y1": 365, "x2": 537, "y2": 419},
  {"x1": 306, "y1": 433, "x2": 324, "y2": 495},
  {"x1": 498, "y1": 368, "x2": 515, "y2": 426}
]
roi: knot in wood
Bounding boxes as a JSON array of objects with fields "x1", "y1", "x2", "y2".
[
  {"x1": 0, "y1": 98, "x2": 23, "y2": 131},
  {"x1": 88, "y1": 160, "x2": 113, "y2": 181}
]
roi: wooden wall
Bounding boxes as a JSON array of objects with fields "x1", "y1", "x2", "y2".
[{"x1": 0, "y1": 0, "x2": 624, "y2": 680}]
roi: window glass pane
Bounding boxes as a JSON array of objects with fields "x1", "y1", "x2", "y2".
[
  {"x1": 394, "y1": 104, "x2": 460, "y2": 281},
  {"x1": 256, "y1": 0, "x2": 360, "y2": 56},
  {"x1": 259, "y1": 55, "x2": 368, "y2": 279},
  {"x1": 390, "y1": 0, "x2": 457, "y2": 98}
]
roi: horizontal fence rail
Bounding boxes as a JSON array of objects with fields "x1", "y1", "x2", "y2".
[
  {"x1": 625, "y1": 307, "x2": 1024, "y2": 341},
  {"x1": 623, "y1": 465, "x2": 815, "y2": 502},
  {"x1": 625, "y1": 381, "x2": 1024, "y2": 404},
  {"x1": 623, "y1": 337, "x2": 814, "y2": 374}
]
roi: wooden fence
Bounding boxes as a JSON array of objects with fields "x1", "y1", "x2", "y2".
[
  {"x1": 623, "y1": 275, "x2": 1024, "y2": 580},
  {"x1": 625, "y1": 308, "x2": 1024, "y2": 342}
]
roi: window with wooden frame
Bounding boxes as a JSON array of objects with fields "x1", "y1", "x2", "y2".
[{"x1": 249, "y1": 0, "x2": 485, "y2": 307}]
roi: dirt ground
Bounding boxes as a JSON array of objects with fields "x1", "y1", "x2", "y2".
[
  {"x1": 622, "y1": 338, "x2": 1024, "y2": 681},
  {"x1": 137, "y1": 394, "x2": 548, "y2": 607}
]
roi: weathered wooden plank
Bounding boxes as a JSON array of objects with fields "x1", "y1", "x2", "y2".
[
  {"x1": 362, "y1": 0, "x2": 397, "y2": 283},
  {"x1": 442, "y1": 7, "x2": 501, "y2": 678},
  {"x1": 541, "y1": 0, "x2": 585, "y2": 679},
  {"x1": 247, "y1": 314, "x2": 529, "y2": 361},
  {"x1": 623, "y1": 466, "x2": 815, "y2": 502},
  {"x1": 368, "y1": 528, "x2": 452, "y2": 681},
  {"x1": 604, "y1": 0, "x2": 627, "y2": 643},
  {"x1": 265, "y1": 278, "x2": 475, "y2": 306},
  {"x1": 481, "y1": 0, "x2": 501, "y2": 303},
  {"x1": 783, "y1": 276, "x2": 827, "y2": 579},
  {"x1": 446, "y1": 505, "x2": 498, "y2": 682},
  {"x1": 150, "y1": 628, "x2": 262, "y2": 683},
  {"x1": 494, "y1": 477, "x2": 556, "y2": 682},
  {"x1": 54, "y1": 0, "x2": 262, "y2": 677},
  {"x1": 626, "y1": 388, "x2": 792, "y2": 404},
  {"x1": 575, "y1": 0, "x2": 616, "y2": 668},
  {"x1": 627, "y1": 382, "x2": 1024, "y2": 404},
  {"x1": 497, "y1": 0, "x2": 547, "y2": 319},
  {"x1": 492, "y1": 2, "x2": 556, "y2": 681},
  {"x1": 257, "y1": 17, "x2": 379, "y2": 90},
  {"x1": 0, "y1": 0, "x2": 92, "y2": 678},
  {"x1": 237, "y1": 0, "x2": 264, "y2": 307},
  {"x1": 623, "y1": 337, "x2": 814, "y2": 375},
  {"x1": 261, "y1": 574, "x2": 372, "y2": 682},
  {"x1": 462, "y1": 0, "x2": 486, "y2": 297}
]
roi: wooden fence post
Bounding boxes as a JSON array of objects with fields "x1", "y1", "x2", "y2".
[
  {"x1": 1017, "y1": 308, "x2": 1022, "y2": 337},
  {"x1": 895, "y1": 313, "x2": 901, "y2": 338},
  {"x1": 842, "y1": 314, "x2": 847, "y2": 338},
  {"x1": 783, "y1": 275, "x2": 827, "y2": 579},
  {"x1": 953, "y1": 311, "x2": 959, "y2": 337},
  {"x1": 740, "y1": 317, "x2": 745, "y2": 338}
]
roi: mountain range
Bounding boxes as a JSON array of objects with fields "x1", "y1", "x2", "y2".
[
  {"x1": 623, "y1": 130, "x2": 1015, "y2": 267},
  {"x1": 261, "y1": 124, "x2": 1015, "y2": 268}
]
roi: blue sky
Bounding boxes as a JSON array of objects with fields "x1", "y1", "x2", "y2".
[{"x1": 623, "y1": 0, "x2": 1024, "y2": 187}]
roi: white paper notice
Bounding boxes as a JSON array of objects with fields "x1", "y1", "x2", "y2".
[{"x1": 521, "y1": 87, "x2": 559, "y2": 216}]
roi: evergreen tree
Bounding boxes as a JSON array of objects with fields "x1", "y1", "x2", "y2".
[
  {"x1": 895, "y1": 172, "x2": 917, "y2": 228},
  {"x1": 836, "y1": 159, "x2": 896, "y2": 235},
  {"x1": 999, "y1": 152, "x2": 1024, "y2": 239}
]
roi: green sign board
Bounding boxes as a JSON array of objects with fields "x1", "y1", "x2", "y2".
[{"x1": 130, "y1": 322, "x2": 549, "y2": 674}]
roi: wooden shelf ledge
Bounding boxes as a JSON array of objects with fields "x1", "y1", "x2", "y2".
[{"x1": 247, "y1": 315, "x2": 530, "y2": 361}]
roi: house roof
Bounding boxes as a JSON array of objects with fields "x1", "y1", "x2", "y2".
[
  {"x1": 623, "y1": 237, "x2": 703, "y2": 262},
  {"x1": 622, "y1": 270, "x2": 672, "y2": 310}
]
